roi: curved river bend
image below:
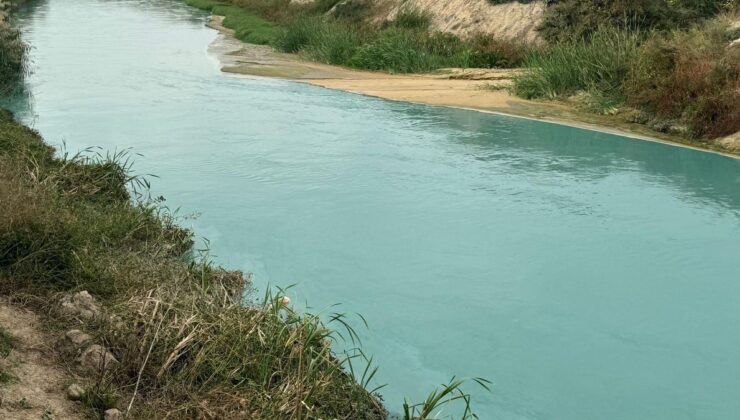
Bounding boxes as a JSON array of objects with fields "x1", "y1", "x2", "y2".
[{"x1": 9, "y1": 1, "x2": 740, "y2": 418}]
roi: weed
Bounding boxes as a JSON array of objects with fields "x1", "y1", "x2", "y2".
[
  {"x1": 402, "y1": 377, "x2": 492, "y2": 420},
  {"x1": 0, "y1": 326, "x2": 16, "y2": 358}
]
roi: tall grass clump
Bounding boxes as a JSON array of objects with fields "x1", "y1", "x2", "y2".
[
  {"x1": 348, "y1": 30, "x2": 476, "y2": 73},
  {"x1": 0, "y1": 1, "x2": 28, "y2": 94},
  {"x1": 514, "y1": 27, "x2": 640, "y2": 103},
  {"x1": 390, "y1": 9, "x2": 431, "y2": 30},
  {"x1": 301, "y1": 19, "x2": 363, "y2": 65}
]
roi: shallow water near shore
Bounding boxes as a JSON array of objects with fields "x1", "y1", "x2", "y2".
[{"x1": 8, "y1": 0, "x2": 740, "y2": 418}]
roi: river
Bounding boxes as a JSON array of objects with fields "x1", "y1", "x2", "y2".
[{"x1": 7, "y1": 0, "x2": 740, "y2": 418}]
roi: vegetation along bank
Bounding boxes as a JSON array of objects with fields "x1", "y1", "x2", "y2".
[
  {"x1": 188, "y1": 0, "x2": 740, "y2": 155},
  {"x1": 0, "y1": 1, "x2": 487, "y2": 418}
]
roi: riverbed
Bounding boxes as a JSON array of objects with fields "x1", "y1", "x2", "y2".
[{"x1": 8, "y1": 1, "x2": 740, "y2": 419}]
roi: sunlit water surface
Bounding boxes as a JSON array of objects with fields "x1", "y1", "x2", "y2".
[{"x1": 8, "y1": 1, "x2": 740, "y2": 418}]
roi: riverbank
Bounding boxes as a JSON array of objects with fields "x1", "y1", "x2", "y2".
[
  {"x1": 0, "y1": 110, "x2": 388, "y2": 419},
  {"x1": 206, "y1": 15, "x2": 740, "y2": 158}
]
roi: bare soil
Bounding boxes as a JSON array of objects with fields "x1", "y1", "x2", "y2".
[{"x1": 0, "y1": 300, "x2": 84, "y2": 420}]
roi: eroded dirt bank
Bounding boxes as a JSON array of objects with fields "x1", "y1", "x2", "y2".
[{"x1": 207, "y1": 16, "x2": 740, "y2": 158}]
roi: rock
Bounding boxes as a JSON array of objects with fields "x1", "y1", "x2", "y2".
[
  {"x1": 59, "y1": 291, "x2": 101, "y2": 320},
  {"x1": 104, "y1": 408, "x2": 122, "y2": 420},
  {"x1": 66, "y1": 384, "x2": 85, "y2": 401},
  {"x1": 76, "y1": 344, "x2": 118, "y2": 373},
  {"x1": 64, "y1": 329, "x2": 93, "y2": 349}
]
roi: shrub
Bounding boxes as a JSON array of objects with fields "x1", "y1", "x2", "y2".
[
  {"x1": 391, "y1": 9, "x2": 431, "y2": 30},
  {"x1": 537, "y1": 0, "x2": 736, "y2": 42},
  {"x1": 624, "y1": 17, "x2": 740, "y2": 138},
  {"x1": 468, "y1": 34, "x2": 533, "y2": 68},
  {"x1": 538, "y1": 0, "x2": 679, "y2": 42}
]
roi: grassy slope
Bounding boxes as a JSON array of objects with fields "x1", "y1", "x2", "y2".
[
  {"x1": 0, "y1": 109, "x2": 386, "y2": 419},
  {"x1": 186, "y1": 0, "x2": 530, "y2": 73}
]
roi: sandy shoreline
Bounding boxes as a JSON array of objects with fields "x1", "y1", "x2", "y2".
[{"x1": 206, "y1": 16, "x2": 740, "y2": 159}]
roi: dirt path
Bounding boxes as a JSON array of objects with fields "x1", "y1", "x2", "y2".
[{"x1": 0, "y1": 301, "x2": 84, "y2": 420}]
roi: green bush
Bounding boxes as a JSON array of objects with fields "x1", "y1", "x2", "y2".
[
  {"x1": 468, "y1": 34, "x2": 533, "y2": 68},
  {"x1": 537, "y1": 0, "x2": 735, "y2": 42},
  {"x1": 391, "y1": 10, "x2": 431, "y2": 30},
  {"x1": 538, "y1": 0, "x2": 679, "y2": 42},
  {"x1": 624, "y1": 17, "x2": 740, "y2": 138}
]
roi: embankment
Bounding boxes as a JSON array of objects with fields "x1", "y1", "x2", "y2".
[
  {"x1": 207, "y1": 14, "x2": 740, "y2": 158},
  {"x1": 0, "y1": 108, "x2": 388, "y2": 418}
]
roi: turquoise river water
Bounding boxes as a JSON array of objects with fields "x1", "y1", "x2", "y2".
[{"x1": 7, "y1": 1, "x2": 740, "y2": 418}]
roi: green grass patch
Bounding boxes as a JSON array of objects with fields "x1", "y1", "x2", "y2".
[
  {"x1": 0, "y1": 326, "x2": 16, "y2": 358},
  {"x1": 348, "y1": 29, "x2": 474, "y2": 73},
  {"x1": 513, "y1": 27, "x2": 640, "y2": 101},
  {"x1": 0, "y1": 326, "x2": 16, "y2": 384},
  {"x1": 185, "y1": 0, "x2": 280, "y2": 45}
]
